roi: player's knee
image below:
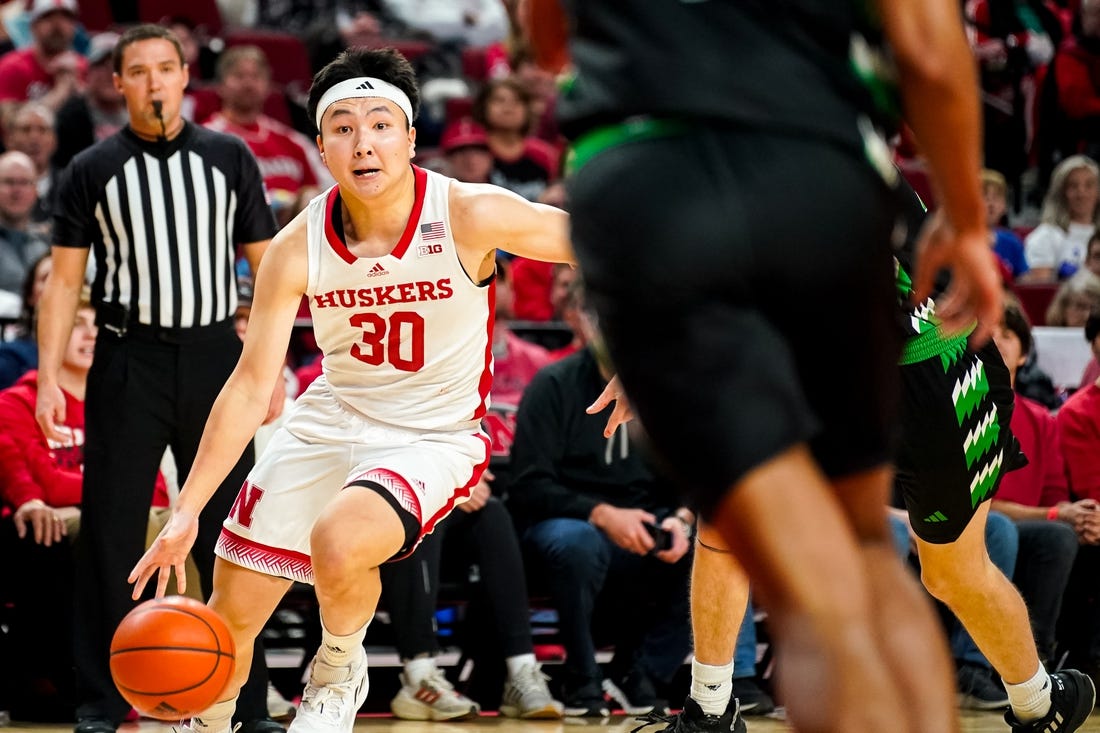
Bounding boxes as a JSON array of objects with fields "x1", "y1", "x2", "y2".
[
  {"x1": 919, "y1": 554, "x2": 979, "y2": 603},
  {"x1": 310, "y1": 523, "x2": 378, "y2": 576}
]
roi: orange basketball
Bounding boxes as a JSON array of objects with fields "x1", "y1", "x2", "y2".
[{"x1": 110, "y1": 596, "x2": 236, "y2": 721}]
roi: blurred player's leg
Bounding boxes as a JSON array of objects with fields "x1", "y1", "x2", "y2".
[{"x1": 710, "y1": 446, "x2": 951, "y2": 733}]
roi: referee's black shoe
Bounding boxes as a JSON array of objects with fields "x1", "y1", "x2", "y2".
[
  {"x1": 73, "y1": 717, "x2": 115, "y2": 733},
  {"x1": 236, "y1": 717, "x2": 285, "y2": 733},
  {"x1": 1004, "y1": 670, "x2": 1096, "y2": 732},
  {"x1": 631, "y1": 696, "x2": 746, "y2": 733}
]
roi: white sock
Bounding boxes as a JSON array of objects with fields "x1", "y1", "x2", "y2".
[
  {"x1": 192, "y1": 697, "x2": 237, "y2": 733},
  {"x1": 1005, "y1": 663, "x2": 1052, "y2": 722},
  {"x1": 690, "y1": 658, "x2": 734, "y2": 716},
  {"x1": 404, "y1": 655, "x2": 438, "y2": 686},
  {"x1": 505, "y1": 652, "x2": 538, "y2": 680},
  {"x1": 318, "y1": 616, "x2": 368, "y2": 670}
]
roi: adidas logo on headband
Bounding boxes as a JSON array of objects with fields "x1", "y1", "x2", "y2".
[{"x1": 355, "y1": 81, "x2": 374, "y2": 90}]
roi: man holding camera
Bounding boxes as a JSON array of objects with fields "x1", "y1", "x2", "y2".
[{"x1": 509, "y1": 299, "x2": 693, "y2": 719}]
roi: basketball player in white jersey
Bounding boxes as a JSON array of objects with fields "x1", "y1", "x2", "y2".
[{"x1": 127, "y1": 48, "x2": 573, "y2": 733}]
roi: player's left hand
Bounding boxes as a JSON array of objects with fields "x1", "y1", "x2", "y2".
[
  {"x1": 458, "y1": 471, "x2": 492, "y2": 513},
  {"x1": 587, "y1": 375, "x2": 635, "y2": 437},
  {"x1": 655, "y1": 515, "x2": 691, "y2": 564},
  {"x1": 912, "y1": 213, "x2": 1002, "y2": 347}
]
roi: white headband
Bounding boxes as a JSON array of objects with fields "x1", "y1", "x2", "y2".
[{"x1": 314, "y1": 76, "x2": 414, "y2": 130}]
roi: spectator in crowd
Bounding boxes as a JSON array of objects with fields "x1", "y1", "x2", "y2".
[
  {"x1": 983, "y1": 168, "x2": 1029, "y2": 280},
  {"x1": 990, "y1": 300, "x2": 1084, "y2": 669},
  {"x1": 472, "y1": 77, "x2": 558, "y2": 202},
  {"x1": 1052, "y1": 312, "x2": 1100, "y2": 678},
  {"x1": 0, "y1": 295, "x2": 172, "y2": 721},
  {"x1": 1086, "y1": 230, "x2": 1100, "y2": 279},
  {"x1": 204, "y1": 46, "x2": 330, "y2": 227},
  {"x1": 1050, "y1": 0, "x2": 1100, "y2": 159},
  {"x1": 4, "y1": 102, "x2": 59, "y2": 226},
  {"x1": 1026, "y1": 155, "x2": 1100, "y2": 280},
  {"x1": 164, "y1": 17, "x2": 207, "y2": 81},
  {"x1": 379, "y1": 0, "x2": 508, "y2": 46},
  {"x1": 1079, "y1": 289, "x2": 1100, "y2": 384},
  {"x1": 303, "y1": 7, "x2": 396, "y2": 75},
  {"x1": 53, "y1": 32, "x2": 127, "y2": 170},
  {"x1": 0, "y1": 150, "x2": 48, "y2": 316},
  {"x1": 510, "y1": 182, "x2": 567, "y2": 321},
  {"x1": 254, "y1": 0, "x2": 401, "y2": 36},
  {"x1": 1056, "y1": 315, "x2": 1100, "y2": 502},
  {"x1": 0, "y1": 0, "x2": 85, "y2": 120},
  {"x1": 1045, "y1": 268, "x2": 1100, "y2": 326},
  {"x1": 510, "y1": 295, "x2": 692, "y2": 718},
  {"x1": 0, "y1": 252, "x2": 49, "y2": 389},
  {"x1": 491, "y1": 255, "x2": 552, "y2": 408},
  {"x1": 440, "y1": 116, "x2": 493, "y2": 183},
  {"x1": 511, "y1": 50, "x2": 560, "y2": 146},
  {"x1": 547, "y1": 264, "x2": 584, "y2": 361},
  {"x1": 965, "y1": 0, "x2": 1062, "y2": 200}
]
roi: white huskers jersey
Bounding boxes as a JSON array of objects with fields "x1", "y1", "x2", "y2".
[{"x1": 306, "y1": 166, "x2": 494, "y2": 432}]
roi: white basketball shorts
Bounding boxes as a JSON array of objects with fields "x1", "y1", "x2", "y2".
[{"x1": 215, "y1": 379, "x2": 490, "y2": 583}]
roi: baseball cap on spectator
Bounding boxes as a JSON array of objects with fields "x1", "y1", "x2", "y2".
[
  {"x1": 26, "y1": 0, "x2": 78, "y2": 24},
  {"x1": 87, "y1": 32, "x2": 120, "y2": 66},
  {"x1": 440, "y1": 118, "x2": 489, "y2": 153}
]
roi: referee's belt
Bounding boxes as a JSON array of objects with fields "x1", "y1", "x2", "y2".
[{"x1": 95, "y1": 306, "x2": 234, "y2": 344}]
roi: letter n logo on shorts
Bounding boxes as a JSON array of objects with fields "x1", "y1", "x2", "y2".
[{"x1": 229, "y1": 482, "x2": 265, "y2": 529}]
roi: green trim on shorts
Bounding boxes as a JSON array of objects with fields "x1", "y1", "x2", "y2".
[
  {"x1": 566, "y1": 118, "x2": 691, "y2": 175},
  {"x1": 898, "y1": 326, "x2": 970, "y2": 367}
]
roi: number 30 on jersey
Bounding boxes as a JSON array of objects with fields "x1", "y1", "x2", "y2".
[{"x1": 349, "y1": 311, "x2": 426, "y2": 372}]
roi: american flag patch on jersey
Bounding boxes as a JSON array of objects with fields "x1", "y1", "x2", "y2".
[{"x1": 420, "y1": 221, "x2": 446, "y2": 240}]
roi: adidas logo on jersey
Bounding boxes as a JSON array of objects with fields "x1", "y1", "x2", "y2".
[{"x1": 367, "y1": 262, "x2": 388, "y2": 277}]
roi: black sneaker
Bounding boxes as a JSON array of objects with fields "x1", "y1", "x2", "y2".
[
  {"x1": 731, "y1": 677, "x2": 775, "y2": 716},
  {"x1": 957, "y1": 662, "x2": 1009, "y2": 710},
  {"x1": 631, "y1": 696, "x2": 746, "y2": 733},
  {"x1": 603, "y1": 668, "x2": 668, "y2": 715},
  {"x1": 562, "y1": 679, "x2": 611, "y2": 718},
  {"x1": 74, "y1": 718, "x2": 115, "y2": 733},
  {"x1": 1004, "y1": 670, "x2": 1097, "y2": 732},
  {"x1": 236, "y1": 718, "x2": 285, "y2": 733}
]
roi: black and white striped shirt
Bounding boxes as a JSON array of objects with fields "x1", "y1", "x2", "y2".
[{"x1": 53, "y1": 123, "x2": 277, "y2": 328}]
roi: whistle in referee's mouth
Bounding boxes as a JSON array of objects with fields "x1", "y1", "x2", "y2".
[{"x1": 151, "y1": 100, "x2": 166, "y2": 141}]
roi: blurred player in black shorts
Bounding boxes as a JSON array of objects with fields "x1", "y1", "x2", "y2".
[
  {"x1": 893, "y1": 184, "x2": 1095, "y2": 732},
  {"x1": 520, "y1": 0, "x2": 1062, "y2": 730}
]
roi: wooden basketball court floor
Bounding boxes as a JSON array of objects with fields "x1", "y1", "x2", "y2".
[{"x1": 6, "y1": 711, "x2": 1100, "y2": 732}]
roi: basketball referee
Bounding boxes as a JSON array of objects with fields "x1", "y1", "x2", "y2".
[{"x1": 34, "y1": 26, "x2": 280, "y2": 733}]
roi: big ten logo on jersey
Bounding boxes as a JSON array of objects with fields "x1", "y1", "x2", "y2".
[
  {"x1": 229, "y1": 482, "x2": 265, "y2": 529},
  {"x1": 417, "y1": 243, "x2": 443, "y2": 257}
]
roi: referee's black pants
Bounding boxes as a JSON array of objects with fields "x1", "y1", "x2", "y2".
[{"x1": 74, "y1": 322, "x2": 268, "y2": 725}]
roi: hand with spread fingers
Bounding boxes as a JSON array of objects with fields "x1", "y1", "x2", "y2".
[{"x1": 128, "y1": 509, "x2": 199, "y2": 599}]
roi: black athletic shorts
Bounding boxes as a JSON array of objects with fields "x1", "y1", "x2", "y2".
[
  {"x1": 567, "y1": 123, "x2": 902, "y2": 521},
  {"x1": 895, "y1": 336, "x2": 1025, "y2": 544}
]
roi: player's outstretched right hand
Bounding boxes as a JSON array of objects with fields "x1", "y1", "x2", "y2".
[
  {"x1": 587, "y1": 375, "x2": 635, "y2": 437},
  {"x1": 129, "y1": 509, "x2": 199, "y2": 600}
]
